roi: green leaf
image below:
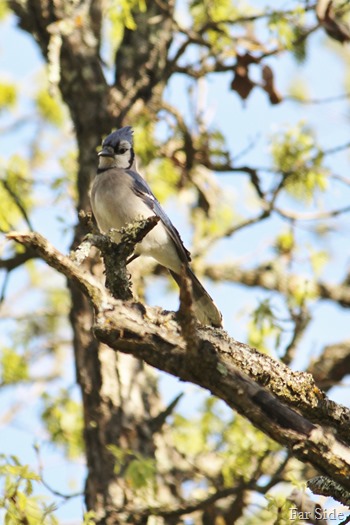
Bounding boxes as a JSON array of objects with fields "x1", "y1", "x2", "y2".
[
  {"x1": 41, "y1": 389, "x2": 84, "y2": 458},
  {"x1": 309, "y1": 249, "x2": 329, "y2": 277},
  {"x1": 2, "y1": 464, "x2": 40, "y2": 482},
  {"x1": 172, "y1": 413, "x2": 207, "y2": 455},
  {"x1": 35, "y1": 89, "x2": 63, "y2": 126},
  {"x1": 107, "y1": 0, "x2": 147, "y2": 54},
  {"x1": 274, "y1": 230, "x2": 295, "y2": 255},
  {"x1": 288, "y1": 77, "x2": 310, "y2": 102},
  {"x1": 270, "y1": 122, "x2": 329, "y2": 202},
  {"x1": 221, "y1": 415, "x2": 280, "y2": 485},
  {"x1": 190, "y1": 0, "x2": 241, "y2": 49},
  {"x1": 107, "y1": 444, "x2": 128, "y2": 475},
  {"x1": 25, "y1": 479, "x2": 33, "y2": 496},
  {"x1": 269, "y1": 8, "x2": 307, "y2": 62},
  {"x1": 146, "y1": 158, "x2": 181, "y2": 202},
  {"x1": 125, "y1": 456, "x2": 156, "y2": 490},
  {"x1": 269, "y1": 16, "x2": 295, "y2": 50},
  {"x1": 83, "y1": 510, "x2": 97, "y2": 525},
  {"x1": 0, "y1": 455, "x2": 58, "y2": 524},
  {"x1": 0, "y1": 155, "x2": 33, "y2": 231},
  {"x1": 247, "y1": 299, "x2": 283, "y2": 353},
  {"x1": 0, "y1": 0, "x2": 9, "y2": 19},
  {"x1": 192, "y1": 201, "x2": 235, "y2": 239},
  {"x1": 0, "y1": 347, "x2": 29, "y2": 384},
  {"x1": 0, "y1": 81, "x2": 16, "y2": 110},
  {"x1": 133, "y1": 118, "x2": 157, "y2": 165}
]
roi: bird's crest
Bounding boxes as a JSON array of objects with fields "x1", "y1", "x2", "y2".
[{"x1": 102, "y1": 126, "x2": 134, "y2": 148}]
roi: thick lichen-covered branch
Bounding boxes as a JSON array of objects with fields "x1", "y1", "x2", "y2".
[{"x1": 7, "y1": 230, "x2": 350, "y2": 495}]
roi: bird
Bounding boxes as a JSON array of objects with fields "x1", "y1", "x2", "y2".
[{"x1": 90, "y1": 126, "x2": 222, "y2": 327}]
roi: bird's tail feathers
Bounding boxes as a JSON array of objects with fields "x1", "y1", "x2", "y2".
[{"x1": 170, "y1": 268, "x2": 222, "y2": 328}]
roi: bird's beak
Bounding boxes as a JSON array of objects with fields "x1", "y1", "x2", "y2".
[{"x1": 98, "y1": 146, "x2": 114, "y2": 158}]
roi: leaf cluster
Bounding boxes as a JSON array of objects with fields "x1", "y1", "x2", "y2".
[
  {"x1": 0, "y1": 454, "x2": 58, "y2": 525},
  {"x1": 41, "y1": 389, "x2": 84, "y2": 459},
  {"x1": 0, "y1": 81, "x2": 17, "y2": 111},
  {"x1": 271, "y1": 122, "x2": 329, "y2": 202},
  {"x1": 172, "y1": 397, "x2": 282, "y2": 492},
  {"x1": 107, "y1": 445, "x2": 156, "y2": 495}
]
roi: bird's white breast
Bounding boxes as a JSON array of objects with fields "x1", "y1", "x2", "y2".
[{"x1": 90, "y1": 170, "x2": 181, "y2": 273}]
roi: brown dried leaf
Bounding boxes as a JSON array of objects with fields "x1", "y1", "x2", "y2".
[{"x1": 261, "y1": 65, "x2": 282, "y2": 105}]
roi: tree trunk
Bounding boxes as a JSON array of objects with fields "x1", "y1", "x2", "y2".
[{"x1": 9, "y1": 1, "x2": 179, "y2": 522}]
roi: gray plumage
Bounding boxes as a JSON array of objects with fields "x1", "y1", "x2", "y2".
[{"x1": 91, "y1": 126, "x2": 222, "y2": 327}]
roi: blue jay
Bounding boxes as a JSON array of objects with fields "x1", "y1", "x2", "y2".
[{"x1": 91, "y1": 126, "x2": 222, "y2": 327}]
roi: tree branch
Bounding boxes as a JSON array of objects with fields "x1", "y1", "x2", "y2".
[
  {"x1": 308, "y1": 476, "x2": 350, "y2": 507},
  {"x1": 204, "y1": 262, "x2": 350, "y2": 309},
  {"x1": 6, "y1": 231, "x2": 105, "y2": 312},
  {"x1": 7, "y1": 231, "x2": 350, "y2": 494},
  {"x1": 275, "y1": 204, "x2": 350, "y2": 221},
  {"x1": 0, "y1": 249, "x2": 38, "y2": 271},
  {"x1": 307, "y1": 341, "x2": 350, "y2": 390}
]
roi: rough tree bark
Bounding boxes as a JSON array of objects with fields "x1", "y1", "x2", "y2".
[{"x1": 8, "y1": 1, "x2": 179, "y2": 523}]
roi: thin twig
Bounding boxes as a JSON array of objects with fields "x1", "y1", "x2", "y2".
[
  {"x1": 0, "y1": 179, "x2": 34, "y2": 231},
  {"x1": 285, "y1": 93, "x2": 350, "y2": 105},
  {"x1": 275, "y1": 205, "x2": 350, "y2": 222},
  {"x1": 34, "y1": 444, "x2": 83, "y2": 500}
]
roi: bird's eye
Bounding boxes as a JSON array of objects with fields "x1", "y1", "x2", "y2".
[{"x1": 118, "y1": 147, "x2": 127, "y2": 154}]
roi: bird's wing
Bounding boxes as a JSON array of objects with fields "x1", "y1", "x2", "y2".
[{"x1": 126, "y1": 169, "x2": 191, "y2": 264}]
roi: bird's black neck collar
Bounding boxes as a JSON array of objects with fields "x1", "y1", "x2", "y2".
[
  {"x1": 128, "y1": 147, "x2": 135, "y2": 169},
  {"x1": 97, "y1": 167, "x2": 111, "y2": 174}
]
